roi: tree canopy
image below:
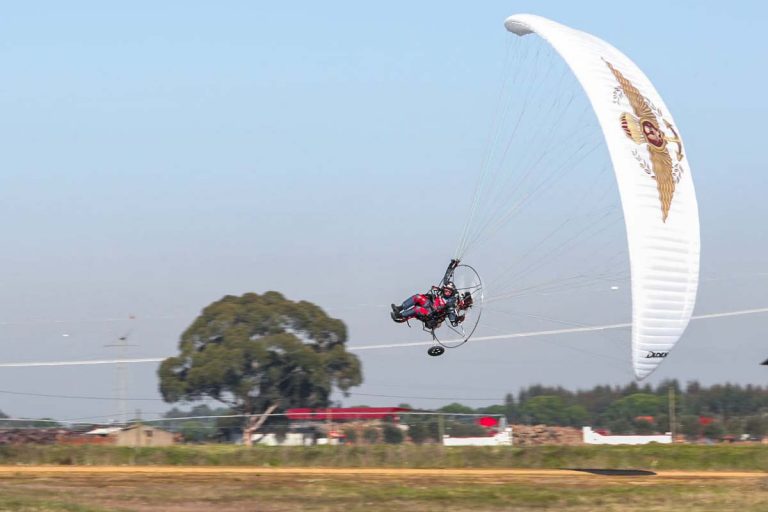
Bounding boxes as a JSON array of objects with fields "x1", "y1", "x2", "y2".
[
  {"x1": 158, "y1": 292, "x2": 362, "y2": 415},
  {"x1": 399, "y1": 381, "x2": 768, "y2": 438}
]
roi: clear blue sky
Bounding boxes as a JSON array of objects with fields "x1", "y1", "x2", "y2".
[{"x1": 0, "y1": 1, "x2": 766, "y2": 421}]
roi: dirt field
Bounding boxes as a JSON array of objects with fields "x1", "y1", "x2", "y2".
[{"x1": 0, "y1": 467, "x2": 766, "y2": 512}]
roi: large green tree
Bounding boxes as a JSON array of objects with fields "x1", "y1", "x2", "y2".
[
  {"x1": 520, "y1": 396, "x2": 569, "y2": 425},
  {"x1": 602, "y1": 393, "x2": 663, "y2": 422},
  {"x1": 158, "y1": 292, "x2": 362, "y2": 442}
]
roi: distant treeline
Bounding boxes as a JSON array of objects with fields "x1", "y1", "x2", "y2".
[
  {"x1": 2, "y1": 380, "x2": 766, "y2": 441},
  {"x1": 154, "y1": 381, "x2": 768, "y2": 441},
  {"x1": 427, "y1": 380, "x2": 768, "y2": 438}
]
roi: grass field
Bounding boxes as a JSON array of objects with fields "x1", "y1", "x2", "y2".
[
  {"x1": 0, "y1": 468, "x2": 767, "y2": 512},
  {"x1": 0, "y1": 445, "x2": 765, "y2": 511},
  {"x1": 1, "y1": 444, "x2": 767, "y2": 471}
]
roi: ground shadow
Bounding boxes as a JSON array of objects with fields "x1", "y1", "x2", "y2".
[{"x1": 563, "y1": 468, "x2": 657, "y2": 476}]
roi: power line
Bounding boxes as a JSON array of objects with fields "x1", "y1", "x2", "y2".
[
  {"x1": 347, "y1": 391, "x2": 503, "y2": 402},
  {"x1": 350, "y1": 306, "x2": 768, "y2": 351},
  {"x1": 0, "y1": 315, "x2": 182, "y2": 327},
  {"x1": 0, "y1": 306, "x2": 765, "y2": 367},
  {"x1": 0, "y1": 357, "x2": 164, "y2": 368},
  {"x1": 0, "y1": 388, "x2": 163, "y2": 401}
]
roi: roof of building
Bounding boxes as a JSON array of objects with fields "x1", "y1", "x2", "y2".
[
  {"x1": 84, "y1": 427, "x2": 123, "y2": 435},
  {"x1": 286, "y1": 407, "x2": 410, "y2": 421}
]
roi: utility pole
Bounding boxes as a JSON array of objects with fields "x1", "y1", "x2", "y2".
[
  {"x1": 105, "y1": 316, "x2": 137, "y2": 425},
  {"x1": 135, "y1": 408, "x2": 143, "y2": 446},
  {"x1": 668, "y1": 385, "x2": 676, "y2": 441}
]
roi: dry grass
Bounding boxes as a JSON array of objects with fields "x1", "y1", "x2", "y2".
[
  {"x1": 0, "y1": 469, "x2": 767, "y2": 512},
  {"x1": 2, "y1": 444, "x2": 768, "y2": 471}
]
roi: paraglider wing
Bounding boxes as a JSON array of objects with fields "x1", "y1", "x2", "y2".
[{"x1": 505, "y1": 15, "x2": 700, "y2": 379}]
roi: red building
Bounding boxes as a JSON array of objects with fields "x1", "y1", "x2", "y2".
[{"x1": 286, "y1": 407, "x2": 410, "y2": 422}]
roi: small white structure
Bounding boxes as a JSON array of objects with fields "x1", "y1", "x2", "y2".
[
  {"x1": 582, "y1": 426, "x2": 671, "y2": 445},
  {"x1": 252, "y1": 433, "x2": 315, "y2": 446},
  {"x1": 442, "y1": 427, "x2": 513, "y2": 447},
  {"x1": 85, "y1": 427, "x2": 122, "y2": 436},
  {"x1": 84, "y1": 425, "x2": 176, "y2": 447},
  {"x1": 314, "y1": 437, "x2": 341, "y2": 446}
]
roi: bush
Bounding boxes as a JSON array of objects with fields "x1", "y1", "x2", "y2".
[
  {"x1": 407, "y1": 423, "x2": 431, "y2": 444},
  {"x1": 382, "y1": 424, "x2": 404, "y2": 444},
  {"x1": 633, "y1": 419, "x2": 655, "y2": 435},
  {"x1": 341, "y1": 427, "x2": 358, "y2": 444},
  {"x1": 362, "y1": 427, "x2": 379, "y2": 444},
  {"x1": 179, "y1": 421, "x2": 209, "y2": 443},
  {"x1": 680, "y1": 415, "x2": 702, "y2": 440},
  {"x1": 445, "y1": 421, "x2": 486, "y2": 437},
  {"x1": 702, "y1": 422, "x2": 725, "y2": 441},
  {"x1": 607, "y1": 418, "x2": 632, "y2": 435},
  {"x1": 744, "y1": 416, "x2": 767, "y2": 439}
]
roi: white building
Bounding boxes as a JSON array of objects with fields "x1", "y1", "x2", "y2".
[
  {"x1": 442, "y1": 427, "x2": 513, "y2": 446},
  {"x1": 251, "y1": 432, "x2": 316, "y2": 446},
  {"x1": 582, "y1": 426, "x2": 672, "y2": 445}
]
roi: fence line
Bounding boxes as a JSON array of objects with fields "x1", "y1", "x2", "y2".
[{"x1": 0, "y1": 411, "x2": 506, "y2": 428}]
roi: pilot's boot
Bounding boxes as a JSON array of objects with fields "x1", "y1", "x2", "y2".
[{"x1": 391, "y1": 310, "x2": 408, "y2": 323}]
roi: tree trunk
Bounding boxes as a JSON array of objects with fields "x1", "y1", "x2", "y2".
[{"x1": 242, "y1": 402, "x2": 280, "y2": 446}]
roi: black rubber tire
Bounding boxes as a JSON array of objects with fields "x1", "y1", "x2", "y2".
[{"x1": 427, "y1": 345, "x2": 445, "y2": 357}]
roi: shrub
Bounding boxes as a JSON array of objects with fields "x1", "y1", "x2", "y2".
[
  {"x1": 341, "y1": 427, "x2": 358, "y2": 444},
  {"x1": 407, "y1": 423, "x2": 431, "y2": 444},
  {"x1": 382, "y1": 424, "x2": 404, "y2": 444},
  {"x1": 362, "y1": 427, "x2": 379, "y2": 444}
]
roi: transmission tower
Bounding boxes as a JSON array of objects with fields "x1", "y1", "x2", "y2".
[{"x1": 104, "y1": 316, "x2": 138, "y2": 424}]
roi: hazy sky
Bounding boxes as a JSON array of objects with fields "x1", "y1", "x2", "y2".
[{"x1": 0, "y1": 1, "x2": 766, "y2": 423}]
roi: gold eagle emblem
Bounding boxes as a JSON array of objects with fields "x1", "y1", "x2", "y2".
[{"x1": 605, "y1": 61, "x2": 684, "y2": 222}]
